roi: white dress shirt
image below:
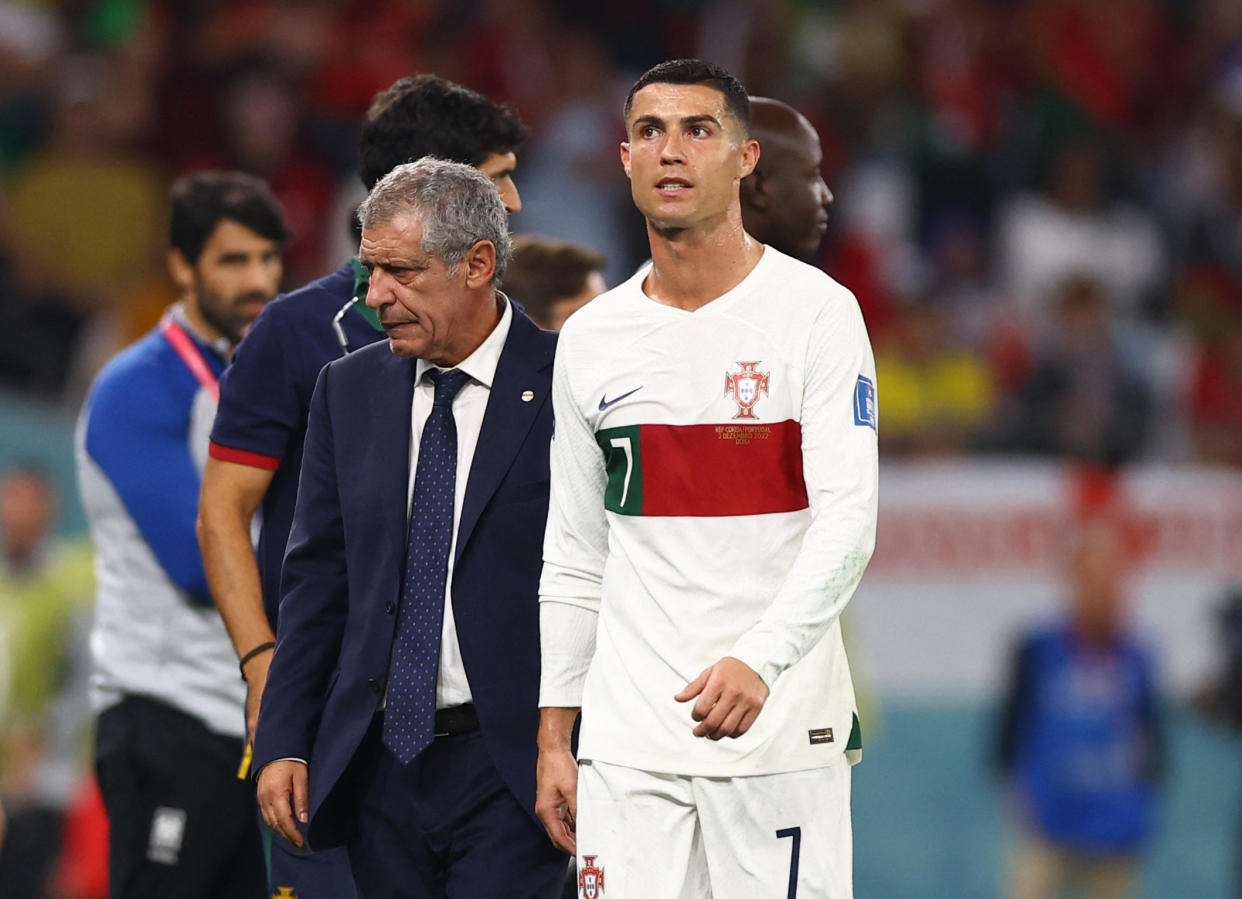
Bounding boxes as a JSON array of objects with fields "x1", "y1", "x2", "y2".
[{"x1": 408, "y1": 298, "x2": 512, "y2": 709}]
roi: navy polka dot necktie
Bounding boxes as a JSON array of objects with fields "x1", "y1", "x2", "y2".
[{"x1": 381, "y1": 367, "x2": 472, "y2": 764}]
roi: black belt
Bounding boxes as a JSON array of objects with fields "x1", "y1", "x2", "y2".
[{"x1": 434, "y1": 704, "x2": 479, "y2": 737}]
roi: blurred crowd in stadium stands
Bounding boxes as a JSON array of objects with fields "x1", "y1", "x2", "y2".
[{"x1": 0, "y1": 0, "x2": 1239, "y2": 470}]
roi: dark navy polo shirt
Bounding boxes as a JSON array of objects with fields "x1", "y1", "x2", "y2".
[{"x1": 208, "y1": 262, "x2": 385, "y2": 627}]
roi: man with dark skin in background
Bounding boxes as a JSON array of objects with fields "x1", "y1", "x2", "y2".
[{"x1": 740, "y1": 97, "x2": 835, "y2": 262}]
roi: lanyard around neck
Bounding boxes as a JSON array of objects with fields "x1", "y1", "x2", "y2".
[{"x1": 160, "y1": 317, "x2": 220, "y2": 402}]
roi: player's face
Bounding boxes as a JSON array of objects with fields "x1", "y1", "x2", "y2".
[
  {"x1": 188, "y1": 219, "x2": 283, "y2": 345},
  {"x1": 760, "y1": 120, "x2": 833, "y2": 260},
  {"x1": 478, "y1": 151, "x2": 522, "y2": 214},
  {"x1": 620, "y1": 83, "x2": 758, "y2": 233},
  {"x1": 361, "y1": 213, "x2": 490, "y2": 365}
]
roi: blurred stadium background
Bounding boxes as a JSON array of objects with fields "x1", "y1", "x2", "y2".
[{"x1": 1, "y1": 0, "x2": 1241, "y2": 896}]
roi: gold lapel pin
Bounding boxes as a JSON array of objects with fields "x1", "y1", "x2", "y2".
[{"x1": 521, "y1": 390, "x2": 535, "y2": 403}]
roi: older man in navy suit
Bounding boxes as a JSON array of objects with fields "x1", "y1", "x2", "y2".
[{"x1": 254, "y1": 158, "x2": 565, "y2": 897}]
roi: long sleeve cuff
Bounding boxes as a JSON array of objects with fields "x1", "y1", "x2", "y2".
[{"x1": 538, "y1": 600, "x2": 598, "y2": 707}]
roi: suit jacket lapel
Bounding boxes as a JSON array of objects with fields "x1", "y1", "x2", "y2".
[
  {"x1": 456, "y1": 308, "x2": 552, "y2": 563},
  {"x1": 367, "y1": 348, "x2": 416, "y2": 581}
]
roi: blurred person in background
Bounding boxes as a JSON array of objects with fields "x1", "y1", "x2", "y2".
[
  {"x1": 997, "y1": 135, "x2": 1166, "y2": 332},
  {"x1": 77, "y1": 171, "x2": 288, "y2": 899},
  {"x1": 1177, "y1": 266, "x2": 1242, "y2": 464},
  {"x1": 739, "y1": 96, "x2": 834, "y2": 263},
  {"x1": 507, "y1": 29, "x2": 635, "y2": 286},
  {"x1": 1001, "y1": 273, "x2": 1152, "y2": 466},
  {"x1": 1193, "y1": 587, "x2": 1242, "y2": 729},
  {"x1": 503, "y1": 235, "x2": 606, "y2": 331},
  {"x1": 211, "y1": 58, "x2": 335, "y2": 289},
  {"x1": 1188, "y1": 309, "x2": 1242, "y2": 466},
  {"x1": 1192, "y1": 585, "x2": 1242, "y2": 896},
  {"x1": 1182, "y1": 312, "x2": 1242, "y2": 466},
  {"x1": 0, "y1": 464, "x2": 95, "y2": 898},
  {"x1": 1174, "y1": 62, "x2": 1242, "y2": 287},
  {"x1": 197, "y1": 73, "x2": 528, "y2": 899},
  {"x1": 3, "y1": 53, "x2": 163, "y2": 403},
  {"x1": 874, "y1": 300, "x2": 995, "y2": 457},
  {"x1": 995, "y1": 522, "x2": 1164, "y2": 899}
]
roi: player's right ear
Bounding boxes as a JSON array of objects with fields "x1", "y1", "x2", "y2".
[
  {"x1": 620, "y1": 142, "x2": 632, "y2": 179},
  {"x1": 167, "y1": 248, "x2": 194, "y2": 292},
  {"x1": 737, "y1": 138, "x2": 760, "y2": 180}
]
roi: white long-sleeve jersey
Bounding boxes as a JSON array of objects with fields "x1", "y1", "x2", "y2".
[{"x1": 539, "y1": 246, "x2": 879, "y2": 777}]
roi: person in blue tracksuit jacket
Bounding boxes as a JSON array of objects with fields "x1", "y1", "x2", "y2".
[{"x1": 77, "y1": 171, "x2": 288, "y2": 898}]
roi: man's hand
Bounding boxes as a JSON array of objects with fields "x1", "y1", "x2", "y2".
[
  {"x1": 534, "y1": 707, "x2": 580, "y2": 855},
  {"x1": 675, "y1": 656, "x2": 769, "y2": 740},
  {"x1": 256, "y1": 760, "x2": 309, "y2": 850},
  {"x1": 536, "y1": 744, "x2": 578, "y2": 855},
  {"x1": 240, "y1": 651, "x2": 271, "y2": 745}
]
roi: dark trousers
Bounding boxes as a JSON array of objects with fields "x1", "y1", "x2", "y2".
[
  {"x1": 95, "y1": 695, "x2": 265, "y2": 899},
  {"x1": 0, "y1": 805, "x2": 62, "y2": 898},
  {"x1": 264, "y1": 805, "x2": 358, "y2": 899},
  {"x1": 346, "y1": 716, "x2": 565, "y2": 899}
]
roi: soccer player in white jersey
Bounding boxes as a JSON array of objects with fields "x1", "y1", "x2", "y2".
[{"x1": 535, "y1": 59, "x2": 879, "y2": 898}]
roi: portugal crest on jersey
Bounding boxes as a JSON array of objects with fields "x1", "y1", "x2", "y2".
[
  {"x1": 725, "y1": 361, "x2": 770, "y2": 419},
  {"x1": 579, "y1": 855, "x2": 605, "y2": 898}
]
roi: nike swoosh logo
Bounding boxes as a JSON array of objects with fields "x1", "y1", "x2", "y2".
[{"x1": 599, "y1": 386, "x2": 643, "y2": 411}]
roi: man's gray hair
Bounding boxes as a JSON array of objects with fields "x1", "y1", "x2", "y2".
[{"x1": 357, "y1": 157, "x2": 512, "y2": 280}]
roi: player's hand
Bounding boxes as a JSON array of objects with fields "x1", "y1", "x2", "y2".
[
  {"x1": 241, "y1": 652, "x2": 271, "y2": 745},
  {"x1": 675, "y1": 656, "x2": 770, "y2": 740},
  {"x1": 257, "y1": 760, "x2": 309, "y2": 850},
  {"x1": 535, "y1": 744, "x2": 578, "y2": 855}
]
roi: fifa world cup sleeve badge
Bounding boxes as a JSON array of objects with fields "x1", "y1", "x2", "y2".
[
  {"x1": 854, "y1": 374, "x2": 877, "y2": 430},
  {"x1": 579, "y1": 855, "x2": 605, "y2": 898}
]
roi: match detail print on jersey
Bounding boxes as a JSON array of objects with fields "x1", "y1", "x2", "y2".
[{"x1": 596, "y1": 421, "x2": 808, "y2": 517}]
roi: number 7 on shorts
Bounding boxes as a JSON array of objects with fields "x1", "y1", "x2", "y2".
[{"x1": 776, "y1": 826, "x2": 801, "y2": 898}]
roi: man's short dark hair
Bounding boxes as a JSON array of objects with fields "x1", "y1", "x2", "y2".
[
  {"x1": 358, "y1": 74, "x2": 529, "y2": 190},
  {"x1": 502, "y1": 236, "x2": 607, "y2": 322},
  {"x1": 169, "y1": 171, "x2": 290, "y2": 264},
  {"x1": 623, "y1": 59, "x2": 750, "y2": 135}
]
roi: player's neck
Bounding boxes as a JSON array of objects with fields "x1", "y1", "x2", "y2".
[
  {"x1": 180, "y1": 297, "x2": 229, "y2": 346},
  {"x1": 643, "y1": 214, "x2": 764, "y2": 312}
]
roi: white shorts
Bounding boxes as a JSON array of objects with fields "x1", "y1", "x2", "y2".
[{"x1": 575, "y1": 758, "x2": 853, "y2": 899}]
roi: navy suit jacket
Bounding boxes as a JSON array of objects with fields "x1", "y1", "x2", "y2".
[{"x1": 253, "y1": 302, "x2": 556, "y2": 848}]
